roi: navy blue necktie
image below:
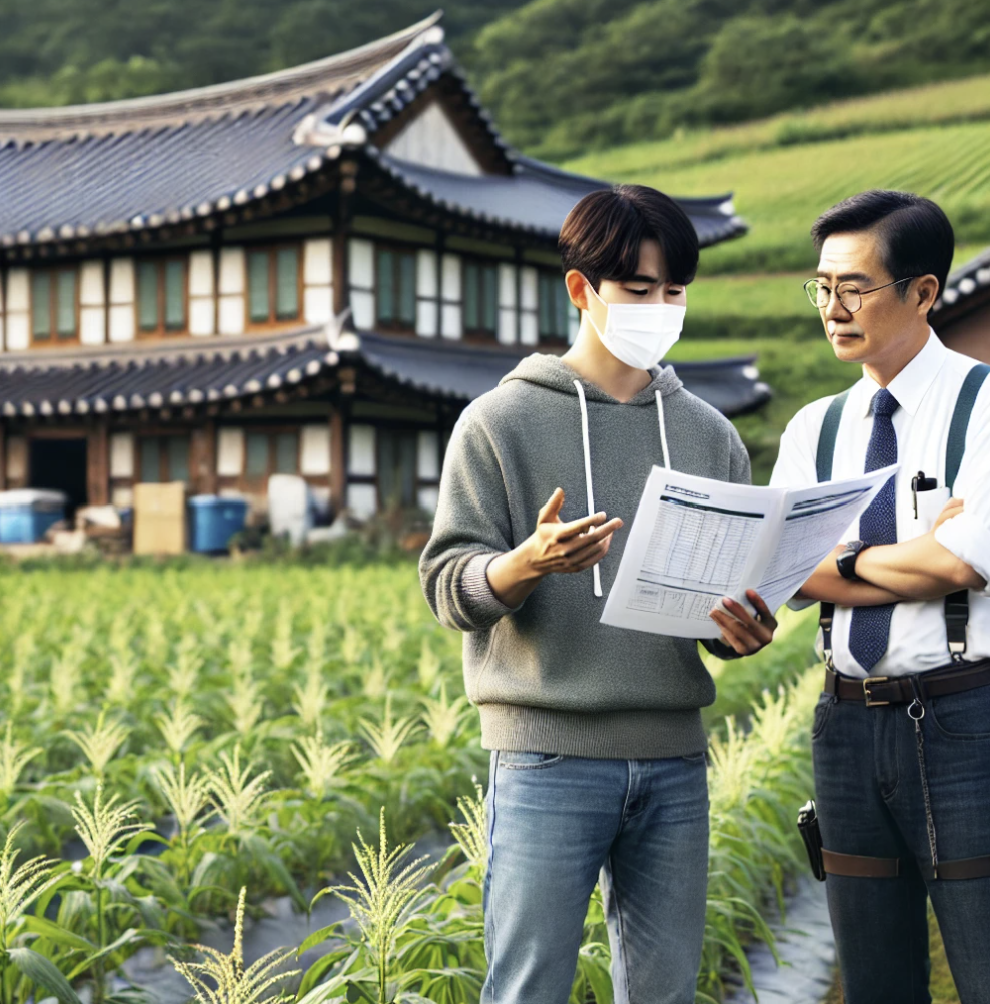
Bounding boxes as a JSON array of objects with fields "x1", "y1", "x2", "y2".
[{"x1": 849, "y1": 388, "x2": 899, "y2": 673}]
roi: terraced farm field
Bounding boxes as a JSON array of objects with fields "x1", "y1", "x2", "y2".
[{"x1": 566, "y1": 113, "x2": 990, "y2": 276}]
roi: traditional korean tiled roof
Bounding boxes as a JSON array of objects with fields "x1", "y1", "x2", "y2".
[
  {"x1": 365, "y1": 150, "x2": 744, "y2": 246},
  {"x1": 935, "y1": 246, "x2": 990, "y2": 317},
  {"x1": 0, "y1": 13, "x2": 745, "y2": 252},
  {"x1": 346, "y1": 332, "x2": 770, "y2": 416},
  {"x1": 0, "y1": 327, "x2": 769, "y2": 418},
  {"x1": 0, "y1": 327, "x2": 337, "y2": 416}
]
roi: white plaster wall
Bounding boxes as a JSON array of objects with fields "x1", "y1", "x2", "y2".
[
  {"x1": 217, "y1": 428, "x2": 245, "y2": 476},
  {"x1": 5, "y1": 269, "x2": 29, "y2": 350},
  {"x1": 384, "y1": 102, "x2": 484, "y2": 177},
  {"x1": 189, "y1": 298, "x2": 216, "y2": 337},
  {"x1": 348, "y1": 239, "x2": 374, "y2": 289},
  {"x1": 81, "y1": 307, "x2": 107, "y2": 346},
  {"x1": 417, "y1": 430, "x2": 439, "y2": 481},
  {"x1": 348, "y1": 425, "x2": 376, "y2": 476},
  {"x1": 350, "y1": 290, "x2": 374, "y2": 331},
  {"x1": 218, "y1": 247, "x2": 245, "y2": 294},
  {"x1": 218, "y1": 296, "x2": 245, "y2": 336},
  {"x1": 520, "y1": 266, "x2": 538, "y2": 311},
  {"x1": 304, "y1": 286, "x2": 333, "y2": 325},
  {"x1": 189, "y1": 250, "x2": 216, "y2": 337},
  {"x1": 304, "y1": 238, "x2": 332, "y2": 285},
  {"x1": 416, "y1": 299, "x2": 437, "y2": 338},
  {"x1": 80, "y1": 261, "x2": 105, "y2": 306},
  {"x1": 300, "y1": 424, "x2": 331, "y2": 476},
  {"x1": 441, "y1": 304, "x2": 462, "y2": 340},
  {"x1": 347, "y1": 483, "x2": 377, "y2": 519},
  {"x1": 189, "y1": 250, "x2": 214, "y2": 296},
  {"x1": 109, "y1": 305, "x2": 135, "y2": 343},
  {"x1": 417, "y1": 249, "x2": 438, "y2": 298},
  {"x1": 498, "y1": 308, "x2": 518, "y2": 345},
  {"x1": 110, "y1": 433, "x2": 135, "y2": 478},
  {"x1": 109, "y1": 259, "x2": 135, "y2": 304},
  {"x1": 441, "y1": 253, "x2": 462, "y2": 302},
  {"x1": 520, "y1": 312, "x2": 539, "y2": 346},
  {"x1": 417, "y1": 485, "x2": 439, "y2": 514}
]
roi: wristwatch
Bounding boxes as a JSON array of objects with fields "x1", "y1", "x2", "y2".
[{"x1": 837, "y1": 540, "x2": 871, "y2": 581}]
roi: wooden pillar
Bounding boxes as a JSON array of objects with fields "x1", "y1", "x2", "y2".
[
  {"x1": 329, "y1": 405, "x2": 346, "y2": 517},
  {"x1": 332, "y1": 161, "x2": 355, "y2": 316},
  {"x1": 191, "y1": 419, "x2": 217, "y2": 495},
  {"x1": 86, "y1": 419, "x2": 109, "y2": 506},
  {"x1": 0, "y1": 420, "x2": 6, "y2": 491}
]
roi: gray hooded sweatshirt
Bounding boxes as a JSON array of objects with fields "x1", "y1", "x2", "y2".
[{"x1": 419, "y1": 353, "x2": 751, "y2": 759}]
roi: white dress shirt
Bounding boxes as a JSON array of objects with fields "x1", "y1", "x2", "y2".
[{"x1": 770, "y1": 331, "x2": 990, "y2": 678}]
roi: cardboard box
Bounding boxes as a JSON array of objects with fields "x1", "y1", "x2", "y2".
[{"x1": 133, "y1": 482, "x2": 187, "y2": 555}]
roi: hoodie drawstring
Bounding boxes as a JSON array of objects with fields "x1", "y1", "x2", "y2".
[{"x1": 573, "y1": 379, "x2": 670, "y2": 597}]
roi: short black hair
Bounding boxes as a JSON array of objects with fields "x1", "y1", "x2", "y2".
[
  {"x1": 559, "y1": 184, "x2": 699, "y2": 290},
  {"x1": 811, "y1": 190, "x2": 954, "y2": 301}
]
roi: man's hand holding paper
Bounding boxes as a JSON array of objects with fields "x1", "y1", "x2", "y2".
[{"x1": 600, "y1": 464, "x2": 899, "y2": 639}]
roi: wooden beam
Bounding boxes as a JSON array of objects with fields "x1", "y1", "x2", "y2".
[
  {"x1": 330, "y1": 405, "x2": 346, "y2": 517},
  {"x1": 191, "y1": 420, "x2": 217, "y2": 495},
  {"x1": 87, "y1": 419, "x2": 109, "y2": 506}
]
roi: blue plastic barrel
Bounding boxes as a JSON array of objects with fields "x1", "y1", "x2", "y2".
[
  {"x1": 0, "y1": 490, "x2": 67, "y2": 544},
  {"x1": 187, "y1": 495, "x2": 249, "y2": 553}
]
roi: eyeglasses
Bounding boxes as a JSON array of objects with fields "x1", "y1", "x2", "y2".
[{"x1": 803, "y1": 276, "x2": 918, "y2": 314}]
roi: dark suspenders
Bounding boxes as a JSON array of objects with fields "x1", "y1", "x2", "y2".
[{"x1": 815, "y1": 364, "x2": 990, "y2": 666}]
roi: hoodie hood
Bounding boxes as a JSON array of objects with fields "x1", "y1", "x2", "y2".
[{"x1": 498, "y1": 352, "x2": 683, "y2": 404}]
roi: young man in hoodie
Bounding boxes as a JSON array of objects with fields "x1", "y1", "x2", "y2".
[{"x1": 419, "y1": 184, "x2": 777, "y2": 1004}]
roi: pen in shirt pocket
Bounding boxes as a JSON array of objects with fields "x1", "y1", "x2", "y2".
[{"x1": 911, "y1": 470, "x2": 937, "y2": 519}]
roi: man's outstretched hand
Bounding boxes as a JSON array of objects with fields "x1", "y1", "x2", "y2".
[
  {"x1": 708, "y1": 590, "x2": 777, "y2": 656},
  {"x1": 486, "y1": 488, "x2": 624, "y2": 608}
]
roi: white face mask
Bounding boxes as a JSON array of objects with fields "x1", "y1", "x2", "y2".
[{"x1": 585, "y1": 282, "x2": 685, "y2": 370}]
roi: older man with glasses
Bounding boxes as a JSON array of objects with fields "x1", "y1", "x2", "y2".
[{"x1": 771, "y1": 190, "x2": 990, "y2": 1004}]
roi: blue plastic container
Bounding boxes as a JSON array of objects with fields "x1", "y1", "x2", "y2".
[
  {"x1": 0, "y1": 490, "x2": 68, "y2": 544},
  {"x1": 187, "y1": 495, "x2": 249, "y2": 553}
]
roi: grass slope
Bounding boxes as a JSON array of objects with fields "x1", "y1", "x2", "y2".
[{"x1": 563, "y1": 78, "x2": 990, "y2": 276}]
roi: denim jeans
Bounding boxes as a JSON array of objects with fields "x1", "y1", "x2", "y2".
[
  {"x1": 812, "y1": 682, "x2": 990, "y2": 1004},
  {"x1": 481, "y1": 749, "x2": 710, "y2": 1004}
]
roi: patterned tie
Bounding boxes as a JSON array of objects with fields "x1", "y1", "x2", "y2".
[{"x1": 849, "y1": 388, "x2": 899, "y2": 673}]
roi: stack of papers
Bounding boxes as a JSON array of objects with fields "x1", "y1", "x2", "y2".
[{"x1": 600, "y1": 465, "x2": 898, "y2": 638}]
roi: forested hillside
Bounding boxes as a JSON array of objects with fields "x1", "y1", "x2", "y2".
[{"x1": 1, "y1": 0, "x2": 988, "y2": 158}]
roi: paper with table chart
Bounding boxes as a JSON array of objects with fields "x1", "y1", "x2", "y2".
[{"x1": 600, "y1": 463, "x2": 899, "y2": 638}]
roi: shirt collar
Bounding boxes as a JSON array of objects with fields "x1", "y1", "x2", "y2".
[{"x1": 857, "y1": 328, "x2": 946, "y2": 417}]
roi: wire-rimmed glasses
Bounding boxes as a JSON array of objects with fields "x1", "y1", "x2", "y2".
[{"x1": 803, "y1": 276, "x2": 918, "y2": 313}]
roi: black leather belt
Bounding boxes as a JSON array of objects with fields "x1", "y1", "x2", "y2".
[{"x1": 824, "y1": 659, "x2": 990, "y2": 707}]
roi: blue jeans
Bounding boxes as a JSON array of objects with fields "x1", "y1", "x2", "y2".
[
  {"x1": 812, "y1": 683, "x2": 990, "y2": 1004},
  {"x1": 481, "y1": 749, "x2": 710, "y2": 1004}
]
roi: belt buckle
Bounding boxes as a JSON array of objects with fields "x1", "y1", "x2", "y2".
[{"x1": 863, "y1": 676, "x2": 890, "y2": 707}]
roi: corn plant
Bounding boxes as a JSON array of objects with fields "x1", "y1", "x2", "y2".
[
  {"x1": 154, "y1": 762, "x2": 212, "y2": 887},
  {"x1": 358, "y1": 697, "x2": 419, "y2": 766},
  {"x1": 291, "y1": 667, "x2": 331, "y2": 732},
  {"x1": 170, "y1": 887, "x2": 299, "y2": 1004},
  {"x1": 207, "y1": 746, "x2": 271, "y2": 838},
  {"x1": 291, "y1": 735, "x2": 356, "y2": 802},
  {"x1": 0, "y1": 821, "x2": 75, "y2": 1004},
  {"x1": 65, "y1": 713, "x2": 130, "y2": 779},
  {"x1": 420, "y1": 684, "x2": 468, "y2": 751},
  {"x1": 0, "y1": 726, "x2": 42, "y2": 803},
  {"x1": 155, "y1": 702, "x2": 204, "y2": 760},
  {"x1": 308, "y1": 808, "x2": 434, "y2": 1004}
]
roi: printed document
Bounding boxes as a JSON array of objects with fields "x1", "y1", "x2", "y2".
[{"x1": 600, "y1": 464, "x2": 898, "y2": 638}]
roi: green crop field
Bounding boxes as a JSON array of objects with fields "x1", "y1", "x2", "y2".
[
  {"x1": 564, "y1": 78, "x2": 990, "y2": 277},
  {"x1": 0, "y1": 562, "x2": 827, "y2": 1004}
]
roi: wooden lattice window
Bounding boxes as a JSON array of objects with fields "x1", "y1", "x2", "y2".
[
  {"x1": 137, "y1": 258, "x2": 187, "y2": 336},
  {"x1": 538, "y1": 270, "x2": 570, "y2": 342},
  {"x1": 463, "y1": 259, "x2": 498, "y2": 338},
  {"x1": 246, "y1": 245, "x2": 302, "y2": 326},
  {"x1": 31, "y1": 268, "x2": 78, "y2": 344},
  {"x1": 375, "y1": 246, "x2": 417, "y2": 330}
]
